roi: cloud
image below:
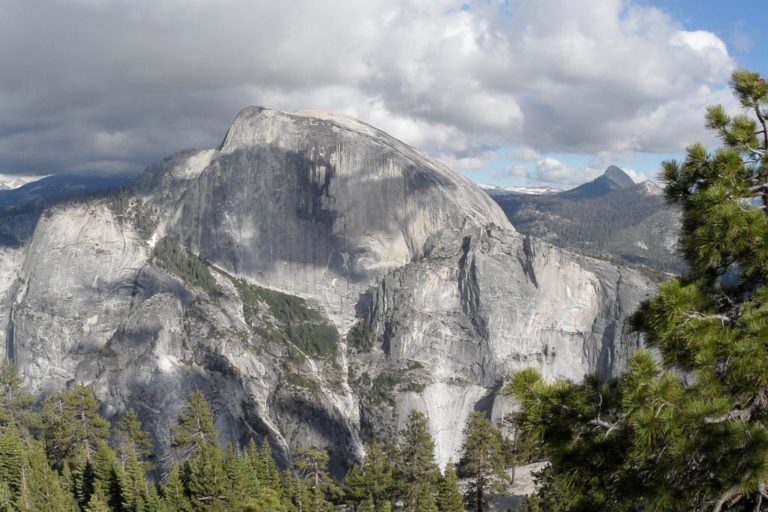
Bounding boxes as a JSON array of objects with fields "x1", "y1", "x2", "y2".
[
  {"x1": 0, "y1": 0, "x2": 736, "y2": 177},
  {"x1": 493, "y1": 166, "x2": 528, "y2": 179},
  {"x1": 532, "y1": 158, "x2": 602, "y2": 187},
  {"x1": 508, "y1": 147, "x2": 543, "y2": 161}
]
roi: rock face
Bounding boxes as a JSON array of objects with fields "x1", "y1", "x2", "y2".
[{"x1": 0, "y1": 107, "x2": 655, "y2": 474}]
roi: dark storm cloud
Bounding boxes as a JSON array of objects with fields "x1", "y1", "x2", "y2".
[{"x1": 0, "y1": 0, "x2": 735, "y2": 179}]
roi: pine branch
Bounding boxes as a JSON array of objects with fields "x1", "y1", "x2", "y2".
[
  {"x1": 705, "y1": 387, "x2": 768, "y2": 424},
  {"x1": 752, "y1": 103, "x2": 768, "y2": 151},
  {"x1": 684, "y1": 312, "x2": 730, "y2": 326},
  {"x1": 589, "y1": 418, "x2": 621, "y2": 436},
  {"x1": 713, "y1": 484, "x2": 742, "y2": 512}
]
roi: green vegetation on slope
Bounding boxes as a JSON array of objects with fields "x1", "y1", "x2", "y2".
[
  {"x1": 0, "y1": 361, "x2": 517, "y2": 512},
  {"x1": 152, "y1": 237, "x2": 219, "y2": 295},
  {"x1": 493, "y1": 181, "x2": 684, "y2": 274},
  {"x1": 231, "y1": 277, "x2": 339, "y2": 360}
]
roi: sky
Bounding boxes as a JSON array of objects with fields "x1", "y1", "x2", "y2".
[{"x1": 0, "y1": 0, "x2": 766, "y2": 189}]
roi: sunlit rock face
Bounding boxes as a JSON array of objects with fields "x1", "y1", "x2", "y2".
[{"x1": 1, "y1": 107, "x2": 655, "y2": 474}]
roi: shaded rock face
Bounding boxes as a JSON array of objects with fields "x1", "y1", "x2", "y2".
[
  {"x1": 160, "y1": 107, "x2": 508, "y2": 322},
  {"x1": 0, "y1": 107, "x2": 655, "y2": 474}
]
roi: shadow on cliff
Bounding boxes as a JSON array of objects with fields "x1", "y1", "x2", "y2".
[{"x1": 163, "y1": 144, "x2": 455, "y2": 285}]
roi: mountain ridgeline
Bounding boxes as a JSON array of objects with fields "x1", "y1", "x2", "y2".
[
  {"x1": 489, "y1": 166, "x2": 683, "y2": 275},
  {"x1": 0, "y1": 107, "x2": 655, "y2": 478}
]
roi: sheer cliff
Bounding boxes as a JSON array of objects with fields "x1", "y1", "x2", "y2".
[{"x1": 0, "y1": 107, "x2": 655, "y2": 474}]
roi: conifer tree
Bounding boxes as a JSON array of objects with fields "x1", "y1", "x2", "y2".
[
  {"x1": 60, "y1": 463, "x2": 75, "y2": 504},
  {"x1": 0, "y1": 481, "x2": 10, "y2": 511},
  {"x1": 458, "y1": 412, "x2": 508, "y2": 512},
  {"x1": 91, "y1": 441, "x2": 124, "y2": 511},
  {"x1": 344, "y1": 442, "x2": 395, "y2": 511},
  {"x1": 0, "y1": 362, "x2": 34, "y2": 432},
  {"x1": 257, "y1": 439, "x2": 282, "y2": 494},
  {"x1": 288, "y1": 472, "x2": 311, "y2": 512},
  {"x1": 292, "y1": 447, "x2": 340, "y2": 511},
  {"x1": 186, "y1": 443, "x2": 230, "y2": 511},
  {"x1": 84, "y1": 489, "x2": 111, "y2": 512},
  {"x1": 343, "y1": 463, "x2": 367, "y2": 509},
  {"x1": 121, "y1": 444, "x2": 151, "y2": 512},
  {"x1": 0, "y1": 423, "x2": 25, "y2": 501},
  {"x1": 396, "y1": 410, "x2": 440, "y2": 511},
  {"x1": 509, "y1": 69, "x2": 768, "y2": 511},
  {"x1": 71, "y1": 446, "x2": 96, "y2": 510},
  {"x1": 42, "y1": 386, "x2": 110, "y2": 468},
  {"x1": 116, "y1": 409, "x2": 155, "y2": 470},
  {"x1": 173, "y1": 390, "x2": 218, "y2": 461},
  {"x1": 161, "y1": 461, "x2": 192, "y2": 512},
  {"x1": 25, "y1": 441, "x2": 76, "y2": 512},
  {"x1": 437, "y1": 462, "x2": 464, "y2": 512},
  {"x1": 227, "y1": 447, "x2": 255, "y2": 506}
]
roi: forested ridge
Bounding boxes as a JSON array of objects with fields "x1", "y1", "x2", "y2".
[
  {"x1": 493, "y1": 177, "x2": 683, "y2": 275},
  {"x1": 0, "y1": 361, "x2": 518, "y2": 512}
]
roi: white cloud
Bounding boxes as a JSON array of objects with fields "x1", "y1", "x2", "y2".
[
  {"x1": 0, "y1": 0, "x2": 737, "y2": 179},
  {"x1": 622, "y1": 167, "x2": 649, "y2": 183},
  {"x1": 532, "y1": 157, "x2": 602, "y2": 187},
  {"x1": 508, "y1": 147, "x2": 543, "y2": 161},
  {"x1": 493, "y1": 166, "x2": 528, "y2": 179}
]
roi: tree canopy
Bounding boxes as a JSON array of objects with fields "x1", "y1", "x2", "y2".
[{"x1": 509, "y1": 69, "x2": 768, "y2": 512}]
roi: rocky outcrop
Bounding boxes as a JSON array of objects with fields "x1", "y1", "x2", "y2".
[{"x1": 0, "y1": 107, "x2": 655, "y2": 474}]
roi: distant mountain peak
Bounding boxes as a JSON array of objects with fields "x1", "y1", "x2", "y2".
[
  {"x1": 603, "y1": 165, "x2": 635, "y2": 188},
  {"x1": 556, "y1": 165, "x2": 634, "y2": 200},
  {"x1": 0, "y1": 173, "x2": 46, "y2": 191}
]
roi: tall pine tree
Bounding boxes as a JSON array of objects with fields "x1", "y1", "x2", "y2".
[
  {"x1": 42, "y1": 386, "x2": 110, "y2": 469},
  {"x1": 458, "y1": 412, "x2": 508, "y2": 512},
  {"x1": 509, "y1": 69, "x2": 768, "y2": 511},
  {"x1": 396, "y1": 410, "x2": 440, "y2": 511},
  {"x1": 438, "y1": 462, "x2": 465, "y2": 512}
]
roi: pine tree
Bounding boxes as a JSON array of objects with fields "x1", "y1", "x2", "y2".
[
  {"x1": 0, "y1": 362, "x2": 34, "y2": 432},
  {"x1": 60, "y1": 463, "x2": 75, "y2": 504},
  {"x1": 121, "y1": 444, "x2": 151, "y2": 512},
  {"x1": 437, "y1": 462, "x2": 464, "y2": 512},
  {"x1": 84, "y1": 489, "x2": 111, "y2": 512},
  {"x1": 396, "y1": 410, "x2": 440, "y2": 511},
  {"x1": 0, "y1": 422, "x2": 25, "y2": 501},
  {"x1": 291, "y1": 447, "x2": 341, "y2": 511},
  {"x1": 344, "y1": 442, "x2": 395, "y2": 511},
  {"x1": 173, "y1": 390, "x2": 218, "y2": 461},
  {"x1": 508, "y1": 69, "x2": 768, "y2": 511},
  {"x1": 91, "y1": 441, "x2": 124, "y2": 511},
  {"x1": 343, "y1": 463, "x2": 367, "y2": 508},
  {"x1": 42, "y1": 386, "x2": 110, "y2": 469},
  {"x1": 257, "y1": 439, "x2": 282, "y2": 495},
  {"x1": 116, "y1": 409, "x2": 155, "y2": 470},
  {"x1": 25, "y1": 441, "x2": 76, "y2": 511},
  {"x1": 283, "y1": 472, "x2": 312, "y2": 512},
  {"x1": 161, "y1": 461, "x2": 192, "y2": 512},
  {"x1": 458, "y1": 412, "x2": 508, "y2": 512},
  {"x1": 71, "y1": 446, "x2": 96, "y2": 510},
  {"x1": 186, "y1": 443, "x2": 230, "y2": 511},
  {"x1": 227, "y1": 447, "x2": 248, "y2": 503}
]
